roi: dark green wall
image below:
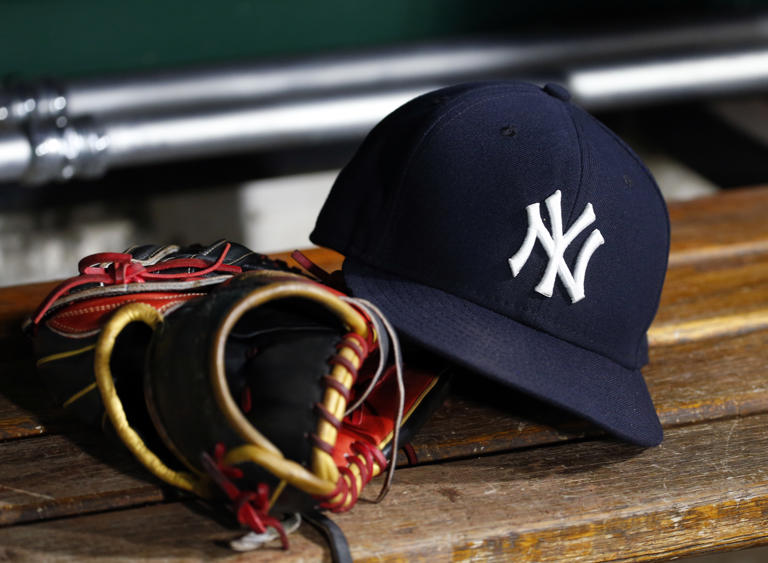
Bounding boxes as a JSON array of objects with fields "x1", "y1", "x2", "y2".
[{"x1": 1, "y1": 0, "x2": 765, "y2": 78}]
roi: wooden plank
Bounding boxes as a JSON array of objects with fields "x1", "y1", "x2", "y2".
[
  {"x1": 413, "y1": 327, "x2": 768, "y2": 462},
  {"x1": 0, "y1": 431, "x2": 166, "y2": 526},
  {"x1": 652, "y1": 252, "x2": 768, "y2": 345},
  {"x1": 0, "y1": 280, "x2": 58, "y2": 340},
  {"x1": 1, "y1": 282, "x2": 767, "y2": 459},
  {"x1": 1, "y1": 188, "x2": 767, "y2": 522},
  {"x1": 9, "y1": 322, "x2": 766, "y2": 470},
  {"x1": 2, "y1": 326, "x2": 768, "y2": 526},
  {"x1": 668, "y1": 185, "x2": 768, "y2": 265},
  {"x1": 0, "y1": 500, "x2": 303, "y2": 562},
  {"x1": 0, "y1": 360, "x2": 53, "y2": 440},
  {"x1": 647, "y1": 329, "x2": 768, "y2": 426},
  {"x1": 3, "y1": 254, "x2": 768, "y2": 456},
  {"x1": 0, "y1": 357, "x2": 74, "y2": 441},
  {"x1": 347, "y1": 413, "x2": 768, "y2": 562},
  {"x1": 4, "y1": 413, "x2": 768, "y2": 562},
  {"x1": 271, "y1": 247, "x2": 343, "y2": 274}
]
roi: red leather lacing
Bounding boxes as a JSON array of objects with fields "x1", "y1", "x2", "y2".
[
  {"x1": 289, "y1": 254, "x2": 377, "y2": 351},
  {"x1": 32, "y1": 242, "x2": 240, "y2": 325},
  {"x1": 309, "y1": 331, "x2": 368, "y2": 456},
  {"x1": 202, "y1": 443, "x2": 290, "y2": 549},
  {"x1": 314, "y1": 402, "x2": 342, "y2": 430},
  {"x1": 311, "y1": 330, "x2": 390, "y2": 513},
  {"x1": 327, "y1": 355, "x2": 359, "y2": 377},
  {"x1": 317, "y1": 441, "x2": 388, "y2": 512},
  {"x1": 240, "y1": 387, "x2": 253, "y2": 414},
  {"x1": 323, "y1": 376, "x2": 351, "y2": 401},
  {"x1": 401, "y1": 443, "x2": 419, "y2": 466},
  {"x1": 290, "y1": 250, "x2": 336, "y2": 286}
]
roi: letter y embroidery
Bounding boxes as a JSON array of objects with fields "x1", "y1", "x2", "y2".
[{"x1": 508, "y1": 190, "x2": 604, "y2": 303}]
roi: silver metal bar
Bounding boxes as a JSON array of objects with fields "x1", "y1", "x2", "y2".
[
  {"x1": 6, "y1": 46, "x2": 768, "y2": 186},
  {"x1": 9, "y1": 86, "x2": 430, "y2": 185},
  {"x1": 3, "y1": 15, "x2": 768, "y2": 125},
  {"x1": 104, "y1": 87, "x2": 425, "y2": 167},
  {"x1": 569, "y1": 48, "x2": 768, "y2": 108},
  {"x1": 0, "y1": 131, "x2": 30, "y2": 183},
  {"x1": 63, "y1": 16, "x2": 768, "y2": 118}
]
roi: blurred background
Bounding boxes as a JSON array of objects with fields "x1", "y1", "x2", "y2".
[
  {"x1": 1, "y1": 0, "x2": 767, "y2": 291},
  {"x1": 2, "y1": 2, "x2": 768, "y2": 560}
]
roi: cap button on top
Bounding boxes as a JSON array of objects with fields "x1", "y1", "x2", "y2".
[{"x1": 543, "y1": 83, "x2": 571, "y2": 101}]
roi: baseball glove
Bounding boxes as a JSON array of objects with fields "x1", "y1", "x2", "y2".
[{"x1": 26, "y1": 240, "x2": 449, "y2": 557}]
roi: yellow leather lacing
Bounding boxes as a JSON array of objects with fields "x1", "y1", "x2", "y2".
[
  {"x1": 209, "y1": 275, "x2": 371, "y2": 506},
  {"x1": 94, "y1": 301, "x2": 211, "y2": 498}
]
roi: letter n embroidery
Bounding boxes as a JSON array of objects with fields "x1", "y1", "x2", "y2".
[{"x1": 508, "y1": 190, "x2": 605, "y2": 303}]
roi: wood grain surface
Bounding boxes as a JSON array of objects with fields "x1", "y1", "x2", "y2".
[
  {"x1": 0, "y1": 431, "x2": 167, "y2": 526},
  {"x1": 3, "y1": 413, "x2": 768, "y2": 562},
  {"x1": 667, "y1": 185, "x2": 768, "y2": 265},
  {"x1": 414, "y1": 327, "x2": 768, "y2": 461},
  {"x1": 1, "y1": 186, "x2": 768, "y2": 560},
  {"x1": 653, "y1": 253, "x2": 768, "y2": 345},
  {"x1": 5, "y1": 308, "x2": 768, "y2": 450},
  {"x1": 1, "y1": 326, "x2": 766, "y2": 528}
]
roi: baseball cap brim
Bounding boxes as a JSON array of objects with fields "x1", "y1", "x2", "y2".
[{"x1": 343, "y1": 259, "x2": 663, "y2": 447}]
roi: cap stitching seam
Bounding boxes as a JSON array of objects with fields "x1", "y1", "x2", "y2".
[
  {"x1": 373, "y1": 84, "x2": 540, "y2": 259},
  {"x1": 589, "y1": 116, "x2": 670, "y2": 366},
  {"x1": 527, "y1": 97, "x2": 584, "y2": 319},
  {"x1": 562, "y1": 104, "x2": 587, "y2": 227}
]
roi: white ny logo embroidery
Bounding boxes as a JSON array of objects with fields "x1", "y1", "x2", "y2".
[{"x1": 508, "y1": 190, "x2": 605, "y2": 303}]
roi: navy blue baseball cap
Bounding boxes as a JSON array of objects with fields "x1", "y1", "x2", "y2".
[{"x1": 310, "y1": 81, "x2": 669, "y2": 446}]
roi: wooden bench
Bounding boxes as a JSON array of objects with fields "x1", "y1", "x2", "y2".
[{"x1": 2, "y1": 186, "x2": 768, "y2": 561}]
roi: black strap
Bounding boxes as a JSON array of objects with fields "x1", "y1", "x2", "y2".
[{"x1": 303, "y1": 510, "x2": 352, "y2": 563}]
